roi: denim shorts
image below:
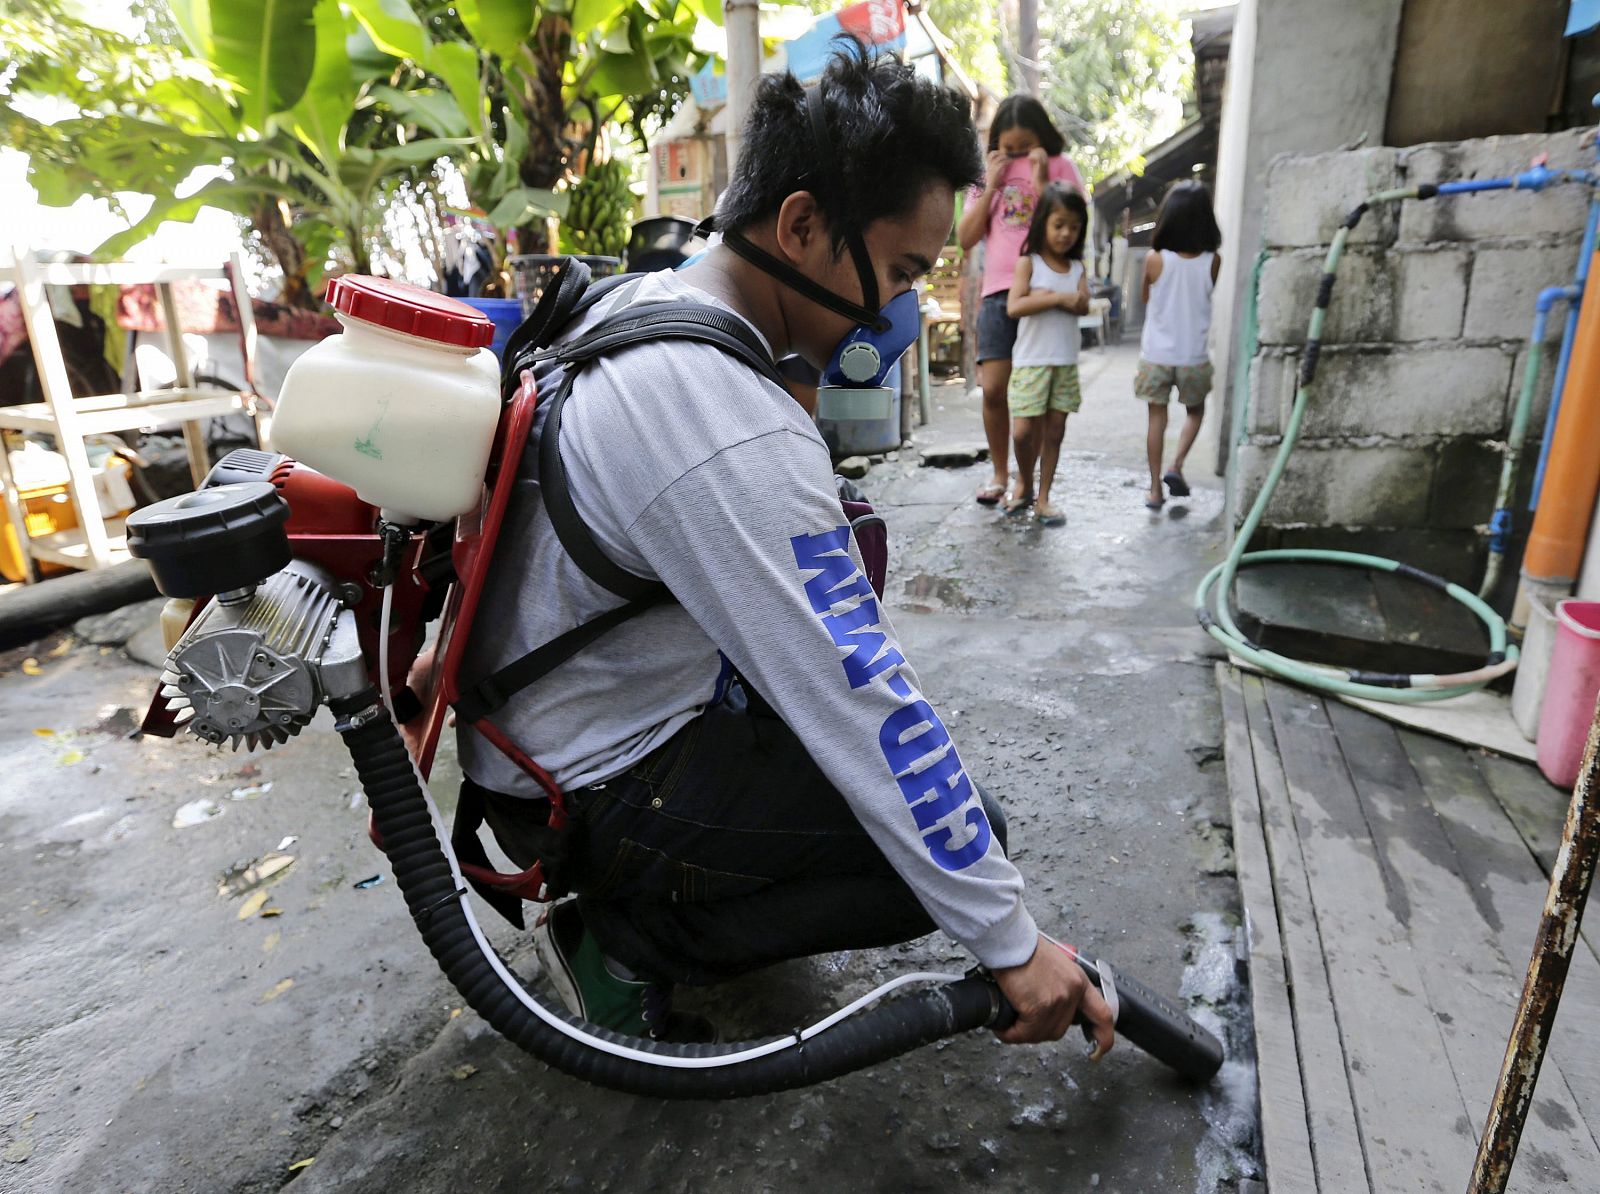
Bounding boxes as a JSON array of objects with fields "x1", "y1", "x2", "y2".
[{"x1": 977, "y1": 291, "x2": 1018, "y2": 363}]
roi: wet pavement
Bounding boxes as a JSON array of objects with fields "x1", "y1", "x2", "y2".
[{"x1": 0, "y1": 342, "x2": 1260, "y2": 1193}]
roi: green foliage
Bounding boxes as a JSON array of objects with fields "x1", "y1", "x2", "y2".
[
  {"x1": 346, "y1": 0, "x2": 709, "y2": 264},
  {"x1": 560, "y1": 156, "x2": 634, "y2": 256},
  {"x1": 0, "y1": 0, "x2": 466, "y2": 304},
  {"x1": 924, "y1": 0, "x2": 1006, "y2": 93},
  {"x1": 173, "y1": 0, "x2": 320, "y2": 132},
  {"x1": 3, "y1": 0, "x2": 716, "y2": 301},
  {"x1": 1034, "y1": 0, "x2": 1191, "y2": 184}
]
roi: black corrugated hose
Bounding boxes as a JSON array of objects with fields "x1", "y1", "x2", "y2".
[{"x1": 333, "y1": 689, "x2": 1005, "y2": 1099}]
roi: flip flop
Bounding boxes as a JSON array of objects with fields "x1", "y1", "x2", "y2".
[
  {"x1": 1143, "y1": 496, "x2": 1165, "y2": 510},
  {"x1": 1162, "y1": 470, "x2": 1190, "y2": 497},
  {"x1": 1036, "y1": 503, "x2": 1066, "y2": 527},
  {"x1": 975, "y1": 482, "x2": 1006, "y2": 506},
  {"x1": 1003, "y1": 492, "x2": 1034, "y2": 517}
]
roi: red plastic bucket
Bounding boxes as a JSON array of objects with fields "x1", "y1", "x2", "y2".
[{"x1": 1537, "y1": 599, "x2": 1600, "y2": 788}]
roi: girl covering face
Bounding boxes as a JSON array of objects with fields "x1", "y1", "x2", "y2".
[{"x1": 957, "y1": 96, "x2": 1086, "y2": 508}]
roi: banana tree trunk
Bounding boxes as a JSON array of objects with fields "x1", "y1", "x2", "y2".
[
  {"x1": 512, "y1": 12, "x2": 574, "y2": 254},
  {"x1": 253, "y1": 196, "x2": 316, "y2": 310}
]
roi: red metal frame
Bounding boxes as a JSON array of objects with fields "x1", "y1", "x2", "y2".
[
  {"x1": 401, "y1": 372, "x2": 544, "y2": 781},
  {"x1": 141, "y1": 372, "x2": 566, "y2": 902},
  {"x1": 140, "y1": 463, "x2": 431, "y2": 738}
]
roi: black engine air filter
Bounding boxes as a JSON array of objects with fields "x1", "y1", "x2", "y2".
[{"x1": 126, "y1": 482, "x2": 291, "y2": 598}]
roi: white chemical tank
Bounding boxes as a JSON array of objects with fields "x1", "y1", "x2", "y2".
[{"x1": 271, "y1": 276, "x2": 501, "y2": 523}]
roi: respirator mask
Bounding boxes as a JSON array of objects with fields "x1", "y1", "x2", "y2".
[{"x1": 700, "y1": 83, "x2": 921, "y2": 420}]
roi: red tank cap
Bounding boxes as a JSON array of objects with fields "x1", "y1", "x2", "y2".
[{"x1": 325, "y1": 275, "x2": 496, "y2": 349}]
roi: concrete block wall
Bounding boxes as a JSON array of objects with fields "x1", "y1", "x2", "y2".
[{"x1": 1234, "y1": 127, "x2": 1591, "y2": 583}]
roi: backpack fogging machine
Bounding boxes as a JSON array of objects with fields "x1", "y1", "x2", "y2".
[{"x1": 126, "y1": 266, "x2": 1223, "y2": 1097}]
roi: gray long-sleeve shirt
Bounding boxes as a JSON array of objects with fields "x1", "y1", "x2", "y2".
[{"x1": 457, "y1": 270, "x2": 1038, "y2": 969}]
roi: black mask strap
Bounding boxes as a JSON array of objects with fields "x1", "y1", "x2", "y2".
[
  {"x1": 693, "y1": 85, "x2": 891, "y2": 334},
  {"x1": 716, "y1": 228, "x2": 889, "y2": 332},
  {"x1": 804, "y1": 85, "x2": 880, "y2": 317}
]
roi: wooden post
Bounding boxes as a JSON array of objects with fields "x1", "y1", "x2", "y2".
[
  {"x1": 960, "y1": 244, "x2": 981, "y2": 389},
  {"x1": 0, "y1": 426, "x2": 38, "y2": 584},
  {"x1": 723, "y1": 0, "x2": 761, "y2": 184},
  {"x1": 157, "y1": 280, "x2": 208, "y2": 487},
  {"x1": 12, "y1": 250, "x2": 115, "y2": 568},
  {"x1": 226, "y1": 251, "x2": 265, "y2": 444},
  {"x1": 1468, "y1": 691, "x2": 1600, "y2": 1192}
]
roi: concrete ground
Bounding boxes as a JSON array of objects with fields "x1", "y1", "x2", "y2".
[{"x1": 0, "y1": 341, "x2": 1260, "y2": 1193}]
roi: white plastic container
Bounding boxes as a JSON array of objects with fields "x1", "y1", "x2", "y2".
[
  {"x1": 270, "y1": 276, "x2": 501, "y2": 523},
  {"x1": 1511, "y1": 593, "x2": 1558, "y2": 741}
]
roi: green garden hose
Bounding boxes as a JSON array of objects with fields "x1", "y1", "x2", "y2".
[{"x1": 1197, "y1": 187, "x2": 1520, "y2": 702}]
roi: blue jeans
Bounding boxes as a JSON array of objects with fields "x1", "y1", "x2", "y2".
[{"x1": 479, "y1": 688, "x2": 1007, "y2": 985}]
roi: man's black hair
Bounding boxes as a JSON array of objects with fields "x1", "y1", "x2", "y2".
[
  {"x1": 1150, "y1": 181, "x2": 1222, "y2": 254},
  {"x1": 717, "y1": 42, "x2": 983, "y2": 252},
  {"x1": 986, "y1": 94, "x2": 1065, "y2": 158},
  {"x1": 1021, "y1": 183, "x2": 1087, "y2": 261}
]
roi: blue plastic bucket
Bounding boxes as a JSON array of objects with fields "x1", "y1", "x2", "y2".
[{"x1": 459, "y1": 297, "x2": 524, "y2": 361}]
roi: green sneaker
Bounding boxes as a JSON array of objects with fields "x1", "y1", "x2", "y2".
[{"x1": 533, "y1": 901, "x2": 716, "y2": 1043}]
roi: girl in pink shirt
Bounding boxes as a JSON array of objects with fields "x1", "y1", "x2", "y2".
[{"x1": 957, "y1": 96, "x2": 1086, "y2": 506}]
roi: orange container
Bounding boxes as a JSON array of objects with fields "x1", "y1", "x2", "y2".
[
  {"x1": 1525, "y1": 248, "x2": 1600, "y2": 586},
  {"x1": 0, "y1": 452, "x2": 135, "y2": 583},
  {"x1": 0, "y1": 483, "x2": 78, "y2": 583}
]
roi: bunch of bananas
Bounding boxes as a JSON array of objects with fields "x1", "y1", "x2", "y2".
[{"x1": 562, "y1": 156, "x2": 634, "y2": 258}]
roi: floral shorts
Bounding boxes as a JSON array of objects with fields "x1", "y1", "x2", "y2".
[
  {"x1": 1135, "y1": 358, "x2": 1213, "y2": 406},
  {"x1": 1008, "y1": 364, "x2": 1082, "y2": 418}
]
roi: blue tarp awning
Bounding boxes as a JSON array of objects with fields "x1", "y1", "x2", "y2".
[
  {"x1": 1568, "y1": 0, "x2": 1600, "y2": 38},
  {"x1": 690, "y1": 0, "x2": 926, "y2": 109}
]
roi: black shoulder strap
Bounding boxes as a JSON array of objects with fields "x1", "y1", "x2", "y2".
[
  {"x1": 500, "y1": 266, "x2": 644, "y2": 392},
  {"x1": 539, "y1": 301, "x2": 788, "y2": 600},
  {"x1": 500, "y1": 259, "x2": 590, "y2": 386},
  {"x1": 454, "y1": 588, "x2": 672, "y2": 724},
  {"x1": 456, "y1": 300, "x2": 793, "y2": 722},
  {"x1": 549, "y1": 300, "x2": 789, "y2": 389}
]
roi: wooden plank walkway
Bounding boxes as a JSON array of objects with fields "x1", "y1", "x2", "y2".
[{"x1": 1217, "y1": 667, "x2": 1600, "y2": 1193}]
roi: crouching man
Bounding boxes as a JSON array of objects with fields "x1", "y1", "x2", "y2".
[{"x1": 458, "y1": 45, "x2": 1113, "y2": 1055}]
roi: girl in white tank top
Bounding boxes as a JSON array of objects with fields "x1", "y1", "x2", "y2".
[
  {"x1": 1135, "y1": 182, "x2": 1222, "y2": 509},
  {"x1": 1003, "y1": 184, "x2": 1091, "y2": 526}
]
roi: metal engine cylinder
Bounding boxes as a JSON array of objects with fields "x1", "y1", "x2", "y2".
[{"x1": 159, "y1": 561, "x2": 362, "y2": 750}]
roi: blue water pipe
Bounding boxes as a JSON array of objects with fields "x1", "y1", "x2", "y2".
[
  {"x1": 1531, "y1": 187, "x2": 1600, "y2": 507},
  {"x1": 1433, "y1": 164, "x2": 1585, "y2": 196},
  {"x1": 1424, "y1": 146, "x2": 1600, "y2": 595},
  {"x1": 1480, "y1": 283, "x2": 1582, "y2": 597}
]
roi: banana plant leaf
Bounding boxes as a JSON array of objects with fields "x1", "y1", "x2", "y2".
[
  {"x1": 483, "y1": 185, "x2": 570, "y2": 229},
  {"x1": 456, "y1": 0, "x2": 536, "y2": 61},
  {"x1": 95, "y1": 176, "x2": 304, "y2": 259},
  {"x1": 368, "y1": 85, "x2": 472, "y2": 139},
  {"x1": 345, "y1": 0, "x2": 429, "y2": 62},
  {"x1": 170, "y1": 0, "x2": 320, "y2": 134},
  {"x1": 292, "y1": 0, "x2": 358, "y2": 171},
  {"x1": 422, "y1": 40, "x2": 486, "y2": 140}
]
